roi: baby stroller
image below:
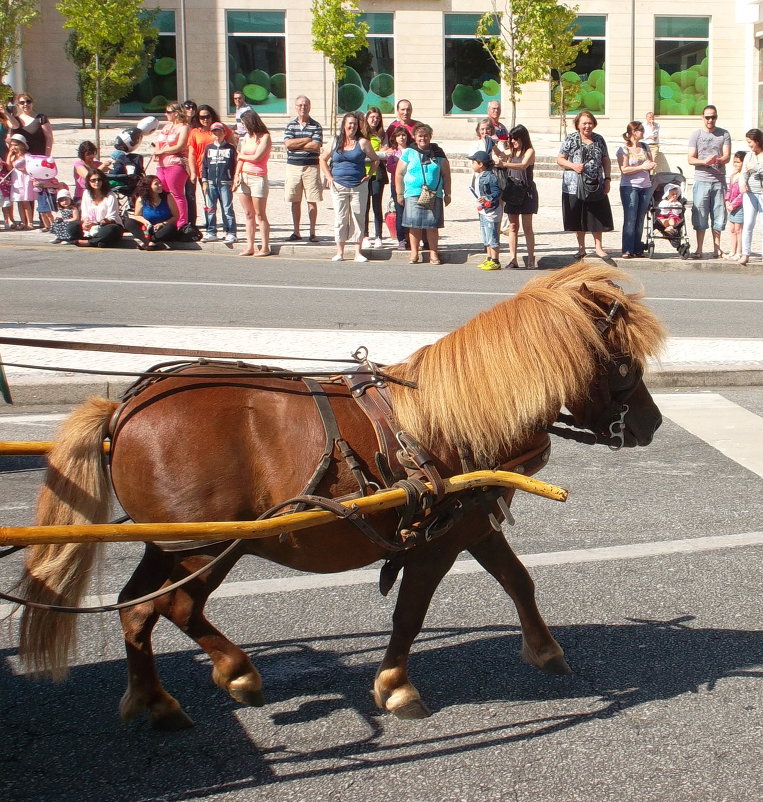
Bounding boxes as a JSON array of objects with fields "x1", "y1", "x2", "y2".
[{"x1": 644, "y1": 169, "x2": 691, "y2": 258}]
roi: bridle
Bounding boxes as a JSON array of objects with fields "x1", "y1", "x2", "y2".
[{"x1": 545, "y1": 299, "x2": 643, "y2": 450}]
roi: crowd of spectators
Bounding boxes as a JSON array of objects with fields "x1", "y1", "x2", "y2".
[{"x1": 0, "y1": 91, "x2": 761, "y2": 268}]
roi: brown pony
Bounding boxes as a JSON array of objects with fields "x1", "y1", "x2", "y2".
[{"x1": 16, "y1": 264, "x2": 665, "y2": 729}]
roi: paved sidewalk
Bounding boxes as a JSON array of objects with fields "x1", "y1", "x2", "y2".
[
  {"x1": 2, "y1": 325, "x2": 762, "y2": 405},
  {"x1": 2, "y1": 118, "x2": 762, "y2": 273}
]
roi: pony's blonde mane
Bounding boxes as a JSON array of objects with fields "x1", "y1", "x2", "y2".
[{"x1": 386, "y1": 263, "x2": 666, "y2": 465}]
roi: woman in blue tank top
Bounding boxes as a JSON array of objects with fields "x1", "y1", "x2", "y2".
[
  {"x1": 319, "y1": 113, "x2": 379, "y2": 262},
  {"x1": 125, "y1": 174, "x2": 180, "y2": 250}
]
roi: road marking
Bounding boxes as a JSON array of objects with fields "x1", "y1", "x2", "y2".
[
  {"x1": 654, "y1": 393, "x2": 763, "y2": 478},
  {"x1": 0, "y1": 413, "x2": 67, "y2": 424},
  {"x1": 1, "y1": 276, "x2": 762, "y2": 303},
  {"x1": 2, "y1": 531, "x2": 759, "y2": 617}
]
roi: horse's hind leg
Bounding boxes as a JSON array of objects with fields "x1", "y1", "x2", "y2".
[
  {"x1": 468, "y1": 529, "x2": 571, "y2": 675},
  {"x1": 118, "y1": 547, "x2": 195, "y2": 730},
  {"x1": 374, "y1": 545, "x2": 461, "y2": 719}
]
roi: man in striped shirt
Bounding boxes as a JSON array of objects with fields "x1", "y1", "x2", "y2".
[{"x1": 283, "y1": 96, "x2": 323, "y2": 242}]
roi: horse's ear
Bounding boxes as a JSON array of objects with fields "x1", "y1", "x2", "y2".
[{"x1": 580, "y1": 282, "x2": 595, "y2": 300}]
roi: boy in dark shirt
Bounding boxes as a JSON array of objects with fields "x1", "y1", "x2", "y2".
[{"x1": 202, "y1": 123, "x2": 237, "y2": 243}]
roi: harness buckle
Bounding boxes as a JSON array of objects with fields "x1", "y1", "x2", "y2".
[{"x1": 608, "y1": 404, "x2": 629, "y2": 450}]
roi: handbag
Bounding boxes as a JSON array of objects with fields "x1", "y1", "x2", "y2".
[
  {"x1": 576, "y1": 140, "x2": 605, "y2": 202},
  {"x1": 502, "y1": 176, "x2": 528, "y2": 208},
  {"x1": 415, "y1": 152, "x2": 441, "y2": 209}
]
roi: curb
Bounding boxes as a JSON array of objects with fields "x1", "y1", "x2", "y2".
[{"x1": 3, "y1": 365, "x2": 761, "y2": 407}]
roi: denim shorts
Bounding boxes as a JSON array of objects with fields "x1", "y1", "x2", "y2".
[
  {"x1": 691, "y1": 181, "x2": 727, "y2": 231},
  {"x1": 479, "y1": 214, "x2": 500, "y2": 248}
]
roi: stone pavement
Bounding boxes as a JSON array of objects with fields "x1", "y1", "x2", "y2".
[{"x1": 2, "y1": 118, "x2": 762, "y2": 273}]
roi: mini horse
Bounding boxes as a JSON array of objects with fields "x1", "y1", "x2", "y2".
[{"x1": 17, "y1": 264, "x2": 665, "y2": 729}]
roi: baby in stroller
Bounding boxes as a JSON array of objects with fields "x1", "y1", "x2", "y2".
[{"x1": 656, "y1": 183, "x2": 684, "y2": 236}]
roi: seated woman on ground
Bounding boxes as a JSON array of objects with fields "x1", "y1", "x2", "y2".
[
  {"x1": 66, "y1": 167, "x2": 124, "y2": 247},
  {"x1": 124, "y1": 174, "x2": 179, "y2": 250}
]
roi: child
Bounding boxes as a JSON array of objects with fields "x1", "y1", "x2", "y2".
[
  {"x1": 723, "y1": 150, "x2": 745, "y2": 260},
  {"x1": 50, "y1": 187, "x2": 79, "y2": 243},
  {"x1": 201, "y1": 122, "x2": 237, "y2": 243},
  {"x1": 0, "y1": 161, "x2": 13, "y2": 230},
  {"x1": 656, "y1": 183, "x2": 684, "y2": 236},
  {"x1": 5, "y1": 133, "x2": 34, "y2": 230},
  {"x1": 469, "y1": 149, "x2": 503, "y2": 270}
]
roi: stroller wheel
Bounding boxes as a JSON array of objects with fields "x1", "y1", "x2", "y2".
[{"x1": 647, "y1": 242, "x2": 655, "y2": 258}]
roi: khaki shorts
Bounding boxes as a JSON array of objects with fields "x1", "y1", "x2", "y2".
[
  {"x1": 239, "y1": 173, "x2": 268, "y2": 198},
  {"x1": 285, "y1": 164, "x2": 323, "y2": 203}
]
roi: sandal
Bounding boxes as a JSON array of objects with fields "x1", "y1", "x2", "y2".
[
  {"x1": 429, "y1": 253, "x2": 442, "y2": 265},
  {"x1": 575, "y1": 248, "x2": 586, "y2": 259},
  {"x1": 409, "y1": 253, "x2": 421, "y2": 264}
]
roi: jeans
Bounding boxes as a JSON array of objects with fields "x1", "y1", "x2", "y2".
[
  {"x1": 205, "y1": 181, "x2": 236, "y2": 235},
  {"x1": 619, "y1": 185, "x2": 651, "y2": 254},
  {"x1": 741, "y1": 191, "x2": 763, "y2": 256}
]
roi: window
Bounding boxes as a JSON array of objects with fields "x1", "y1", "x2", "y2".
[
  {"x1": 444, "y1": 14, "x2": 500, "y2": 115},
  {"x1": 654, "y1": 17, "x2": 709, "y2": 116},
  {"x1": 339, "y1": 13, "x2": 394, "y2": 114},
  {"x1": 550, "y1": 16, "x2": 606, "y2": 116},
  {"x1": 227, "y1": 11, "x2": 286, "y2": 114},
  {"x1": 119, "y1": 11, "x2": 177, "y2": 115}
]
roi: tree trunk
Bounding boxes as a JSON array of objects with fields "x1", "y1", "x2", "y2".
[{"x1": 94, "y1": 52, "x2": 101, "y2": 155}]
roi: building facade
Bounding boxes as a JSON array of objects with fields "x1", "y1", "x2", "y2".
[{"x1": 12, "y1": 1, "x2": 763, "y2": 142}]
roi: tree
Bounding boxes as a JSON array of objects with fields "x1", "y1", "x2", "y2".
[
  {"x1": 311, "y1": 0, "x2": 368, "y2": 135},
  {"x1": 477, "y1": 0, "x2": 589, "y2": 130},
  {"x1": 0, "y1": 0, "x2": 40, "y2": 103},
  {"x1": 57, "y1": 0, "x2": 157, "y2": 151}
]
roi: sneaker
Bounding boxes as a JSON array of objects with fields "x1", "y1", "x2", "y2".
[
  {"x1": 397, "y1": 240, "x2": 408, "y2": 250},
  {"x1": 201, "y1": 232, "x2": 218, "y2": 243},
  {"x1": 49, "y1": 237, "x2": 62, "y2": 244},
  {"x1": 354, "y1": 252, "x2": 368, "y2": 262},
  {"x1": 224, "y1": 233, "x2": 237, "y2": 244},
  {"x1": 373, "y1": 237, "x2": 383, "y2": 248},
  {"x1": 479, "y1": 258, "x2": 501, "y2": 271}
]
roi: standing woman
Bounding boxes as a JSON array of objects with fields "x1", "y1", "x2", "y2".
[
  {"x1": 124, "y1": 174, "x2": 179, "y2": 250},
  {"x1": 616, "y1": 121, "x2": 656, "y2": 258},
  {"x1": 319, "y1": 112, "x2": 379, "y2": 262},
  {"x1": 503, "y1": 124, "x2": 539, "y2": 269},
  {"x1": 66, "y1": 168, "x2": 124, "y2": 247},
  {"x1": 738, "y1": 128, "x2": 763, "y2": 266},
  {"x1": 385, "y1": 126, "x2": 413, "y2": 249},
  {"x1": 153, "y1": 101, "x2": 191, "y2": 228},
  {"x1": 394, "y1": 123, "x2": 451, "y2": 264},
  {"x1": 360, "y1": 106, "x2": 389, "y2": 248},
  {"x1": 233, "y1": 109, "x2": 272, "y2": 257},
  {"x1": 8, "y1": 93, "x2": 53, "y2": 156},
  {"x1": 556, "y1": 111, "x2": 614, "y2": 261}
]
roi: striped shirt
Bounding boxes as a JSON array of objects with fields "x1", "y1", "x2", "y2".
[{"x1": 283, "y1": 117, "x2": 323, "y2": 166}]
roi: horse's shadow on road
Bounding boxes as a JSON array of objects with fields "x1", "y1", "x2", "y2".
[{"x1": 1, "y1": 617, "x2": 760, "y2": 800}]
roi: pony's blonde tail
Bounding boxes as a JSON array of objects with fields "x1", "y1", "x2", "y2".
[{"x1": 18, "y1": 396, "x2": 118, "y2": 680}]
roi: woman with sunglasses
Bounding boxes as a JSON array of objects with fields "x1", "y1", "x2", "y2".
[
  {"x1": 65, "y1": 168, "x2": 124, "y2": 247},
  {"x1": 153, "y1": 101, "x2": 191, "y2": 228},
  {"x1": 187, "y1": 105, "x2": 235, "y2": 225},
  {"x1": 6, "y1": 93, "x2": 53, "y2": 156}
]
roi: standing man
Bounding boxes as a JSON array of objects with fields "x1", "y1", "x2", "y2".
[
  {"x1": 486, "y1": 100, "x2": 509, "y2": 142},
  {"x1": 688, "y1": 104, "x2": 731, "y2": 259},
  {"x1": 283, "y1": 96, "x2": 323, "y2": 241},
  {"x1": 385, "y1": 99, "x2": 421, "y2": 143},
  {"x1": 232, "y1": 91, "x2": 251, "y2": 149}
]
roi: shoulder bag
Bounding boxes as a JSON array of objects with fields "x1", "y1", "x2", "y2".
[{"x1": 416, "y1": 153, "x2": 441, "y2": 210}]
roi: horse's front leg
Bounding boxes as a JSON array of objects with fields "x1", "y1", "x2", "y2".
[
  {"x1": 468, "y1": 528, "x2": 571, "y2": 675},
  {"x1": 374, "y1": 544, "x2": 461, "y2": 719}
]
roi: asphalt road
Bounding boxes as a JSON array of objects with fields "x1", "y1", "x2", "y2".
[
  {"x1": 1, "y1": 247, "x2": 762, "y2": 337},
  {"x1": 1, "y1": 388, "x2": 761, "y2": 802}
]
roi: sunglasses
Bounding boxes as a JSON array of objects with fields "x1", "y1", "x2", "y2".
[
  {"x1": 17, "y1": 99, "x2": 31, "y2": 105},
  {"x1": 198, "y1": 114, "x2": 211, "y2": 119},
  {"x1": 704, "y1": 115, "x2": 717, "y2": 120},
  {"x1": 89, "y1": 178, "x2": 103, "y2": 183}
]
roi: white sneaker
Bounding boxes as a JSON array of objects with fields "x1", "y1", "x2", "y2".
[
  {"x1": 224, "y1": 233, "x2": 237, "y2": 244},
  {"x1": 354, "y1": 252, "x2": 368, "y2": 262},
  {"x1": 49, "y1": 237, "x2": 62, "y2": 244},
  {"x1": 202, "y1": 233, "x2": 218, "y2": 243},
  {"x1": 373, "y1": 237, "x2": 383, "y2": 248},
  {"x1": 360, "y1": 237, "x2": 371, "y2": 250},
  {"x1": 331, "y1": 253, "x2": 344, "y2": 261}
]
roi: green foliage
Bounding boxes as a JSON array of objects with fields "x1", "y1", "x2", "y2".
[
  {"x1": 311, "y1": 0, "x2": 368, "y2": 82},
  {"x1": 58, "y1": 0, "x2": 158, "y2": 129},
  {"x1": 0, "y1": 0, "x2": 40, "y2": 84}
]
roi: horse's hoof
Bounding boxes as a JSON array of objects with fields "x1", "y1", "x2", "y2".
[
  {"x1": 391, "y1": 698, "x2": 432, "y2": 719},
  {"x1": 521, "y1": 641, "x2": 572, "y2": 675},
  {"x1": 226, "y1": 673, "x2": 264, "y2": 707},
  {"x1": 149, "y1": 707, "x2": 195, "y2": 731},
  {"x1": 229, "y1": 686, "x2": 265, "y2": 707}
]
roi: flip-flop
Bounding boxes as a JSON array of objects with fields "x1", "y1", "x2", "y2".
[
  {"x1": 308, "y1": 235, "x2": 319, "y2": 242},
  {"x1": 288, "y1": 233, "x2": 302, "y2": 241}
]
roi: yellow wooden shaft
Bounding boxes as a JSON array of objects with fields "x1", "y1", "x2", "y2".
[
  {"x1": 0, "y1": 441, "x2": 110, "y2": 455},
  {"x1": 0, "y1": 471, "x2": 567, "y2": 546}
]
